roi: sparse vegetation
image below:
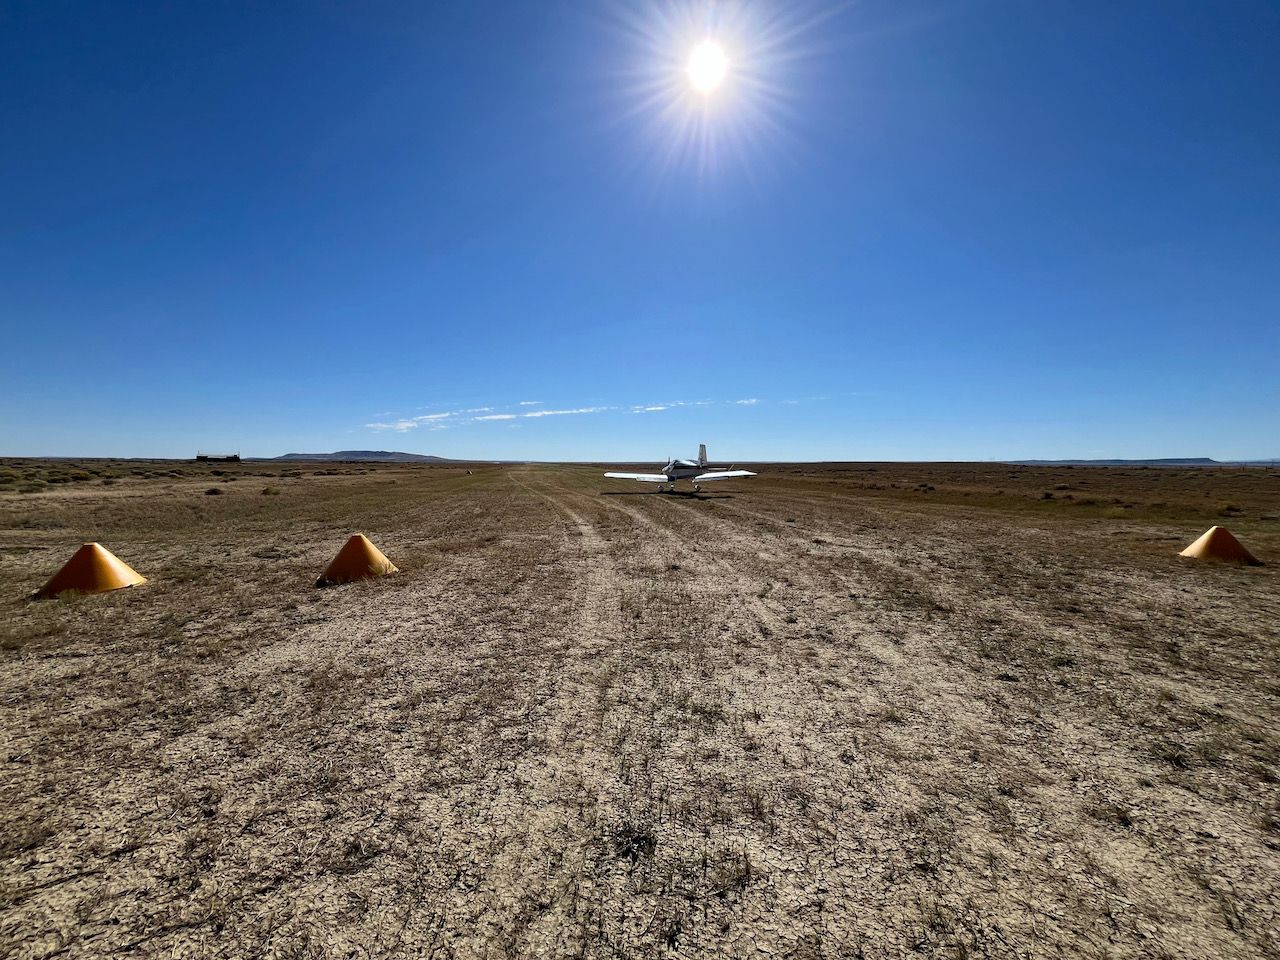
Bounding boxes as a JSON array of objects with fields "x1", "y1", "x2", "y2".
[{"x1": 0, "y1": 459, "x2": 1277, "y2": 957}]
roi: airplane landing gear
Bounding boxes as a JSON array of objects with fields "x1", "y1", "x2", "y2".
[{"x1": 694, "y1": 484, "x2": 703, "y2": 492}]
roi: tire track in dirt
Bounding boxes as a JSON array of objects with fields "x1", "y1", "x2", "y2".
[
  {"x1": 536, "y1": 476, "x2": 999, "y2": 954},
  {"x1": 492, "y1": 468, "x2": 646, "y2": 954},
  {"x1": 589, "y1": 491, "x2": 789, "y2": 641},
  {"x1": 508, "y1": 476, "x2": 850, "y2": 951}
]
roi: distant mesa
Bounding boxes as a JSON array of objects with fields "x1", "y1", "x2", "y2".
[
  {"x1": 1013, "y1": 458, "x2": 1222, "y2": 467},
  {"x1": 272, "y1": 450, "x2": 450, "y2": 463},
  {"x1": 1011, "y1": 457, "x2": 1280, "y2": 467}
]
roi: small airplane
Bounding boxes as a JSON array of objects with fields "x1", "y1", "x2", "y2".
[{"x1": 605, "y1": 444, "x2": 756, "y2": 493}]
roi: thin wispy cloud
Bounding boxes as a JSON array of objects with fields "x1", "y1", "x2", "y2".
[
  {"x1": 779, "y1": 395, "x2": 831, "y2": 405},
  {"x1": 365, "y1": 419, "x2": 419, "y2": 432},
  {"x1": 367, "y1": 412, "x2": 451, "y2": 431},
  {"x1": 369, "y1": 398, "x2": 757, "y2": 433},
  {"x1": 520, "y1": 406, "x2": 610, "y2": 418},
  {"x1": 630, "y1": 400, "x2": 689, "y2": 413},
  {"x1": 627, "y1": 398, "x2": 759, "y2": 413}
]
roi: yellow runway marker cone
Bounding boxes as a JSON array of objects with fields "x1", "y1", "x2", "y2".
[
  {"x1": 316, "y1": 534, "x2": 398, "y2": 587},
  {"x1": 35, "y1": 542, "x2": 147, "y2": 599},
  {"x1": 1179, "y1": 526, "x2": 1262, "y2": 566}
]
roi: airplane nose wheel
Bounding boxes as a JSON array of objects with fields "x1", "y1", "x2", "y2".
[{"x1": 694, "y1": 484, "x2": 703, "y2": 492}]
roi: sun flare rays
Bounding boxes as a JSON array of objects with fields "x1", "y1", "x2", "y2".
[{"x1": 605, "y1": 0, "x2": 820, "y2": 186}]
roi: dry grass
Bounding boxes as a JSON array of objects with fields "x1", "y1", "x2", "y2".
[{"x1": 1, "y1": 459, "x2": 1278, "y2": 958}]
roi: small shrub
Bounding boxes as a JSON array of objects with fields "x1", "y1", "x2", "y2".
[
  {"x1": 261, "y1": 486, "x2": 280, "y2": 496},
  {"x1": 880, "y1": 706, "x2": 908, "y2": 725},
  {"x1": 709, "y1": 850, "x2": 755, "y2": 895},
  {"x1": 1152, "y1": 739, "x2": 1192, "y2": 770},
  {"x1": 610, "y1": 819, "x2": 657, "y2": 864},
  {"x1": 205, "y1": 487, "x2": 223, "y2": 496}
]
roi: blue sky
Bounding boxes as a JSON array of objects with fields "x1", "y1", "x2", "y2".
[{"x1": 2, "y1": 1, "x2": 1277, "y2": 461}]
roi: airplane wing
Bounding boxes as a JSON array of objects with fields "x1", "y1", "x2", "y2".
[
  {"x1": 604, "y1": 472, "x2": 669, "y2": 483},
  {"x1": 693, "y1": 470, "x2": 756, "y2": 482}
]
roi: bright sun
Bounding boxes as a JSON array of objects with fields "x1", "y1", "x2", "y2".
[
  {"x1": 687, "y1": 39, "x2": 728, "y2": 94},
  {"x1": 615, "y1": 0, "x2": 802, "y2": 181}
]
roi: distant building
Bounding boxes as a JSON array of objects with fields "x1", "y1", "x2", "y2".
[{"x1": 195, "y1": 453, "x2": 241, "y2": 462}]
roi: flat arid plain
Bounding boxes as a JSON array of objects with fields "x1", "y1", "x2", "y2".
[{"x1": 2, "y1": 460, "x2": 1278, "y2": 959}]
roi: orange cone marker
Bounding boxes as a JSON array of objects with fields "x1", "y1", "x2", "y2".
[
  {"x1": 316, "y1": 534, "x2": 398, "y2": 587},
  {"x1": 35, "y1": 542, "x2": 147, "y2": 599},
  {"x1": 1179, "y1": 526, "x2": 1262, "y2": 566}
]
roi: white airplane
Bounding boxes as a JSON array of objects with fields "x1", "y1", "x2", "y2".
[{"x1": 605, "y1": 444, "x2": 756, "y2": 493}]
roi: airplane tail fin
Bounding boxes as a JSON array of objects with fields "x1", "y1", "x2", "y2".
[{"x1": 698, "y1": 443, "x2": 708, "y2": 468}]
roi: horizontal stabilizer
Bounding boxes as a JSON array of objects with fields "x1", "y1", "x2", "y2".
[
  {"x1": 693, "y1": 470, "x2": 756, "y2": 482},
  {"x1": 604, "y1": 472, "x2": 669, "y2": 483}
]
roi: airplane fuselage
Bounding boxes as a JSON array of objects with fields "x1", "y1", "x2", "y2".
[{"x1": 663, "y1": 459, "x2": 703, "y2": 481}]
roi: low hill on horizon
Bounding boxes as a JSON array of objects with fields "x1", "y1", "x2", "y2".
[
  {"x1": 1010, "y1": 457, "x2": 1280, "y2": 467},
  {"x1": 1013, "y1": 457, "x2": 1220, "y2": 467},
  {"x1": 270, "y1": 450, "x2": 451, "y2": 463}
]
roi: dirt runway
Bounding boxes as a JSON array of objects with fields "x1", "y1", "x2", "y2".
[{"x1": 2, "y1": 462, "x2": 1278, "y2": 958}]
